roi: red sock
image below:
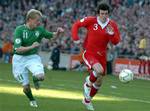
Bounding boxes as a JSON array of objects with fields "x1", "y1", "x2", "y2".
[
  {"x1": 90, "y1": 84, "x2": 99, "y2": 97},
  {"x1": 84, "y1": 98, "x2": 90, "y2": 103},
  {"x1": 89, "y1": 71, "x2": 97, "y2": 83}
]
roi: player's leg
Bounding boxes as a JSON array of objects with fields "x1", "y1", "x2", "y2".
[
  {"x1": 83, "y1": 52, "x2": 98, "y2": 86},
  {"x1": 23, "y1": 84, "x2": 38, "y2": 107},
  {"x1": 26, "y1": 55, "x2": 45, "y2": 89},
  {"x1": 21, "y1": 74, "x2": 38, "y2": 107},
  {"x1": 82, "y1": 62, "x2": 104, "y2": 111},
  {"x1": 83, "y1": 70, "x2": 97, "y2": 100},
  {"x1": 82, "y1": 52, "x2": 99, "y2": 110},
  {"x1": 82, "y1": 52, "x2": 103, "y2": 99},
  {"x1": 83, "y1": 63, "x2": 104, "y2": 100},
  {"x1": 12, "y1": 55, "x2": 37, "y2": 107},
  {"x1": 89, "y1": 63, "x2": 104, "y2": 98},
  {"x1": 82, "y1": 52, "x2": 95, "y2": 99}
]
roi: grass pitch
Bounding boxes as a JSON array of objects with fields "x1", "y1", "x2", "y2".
[{"x1": 0, "y1": 63, "x2": 150, "y2": 111}]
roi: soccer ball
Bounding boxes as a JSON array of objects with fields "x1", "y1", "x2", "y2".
[
  {"x1": 47, "y1": 61, "x2": 53, "y2": 70},
  {"x1": 119, "y1": 69, "x2": 134, "y2": 83},
  {"x1": 47, "y1": 65, "x2": 52, "y2": 70}
]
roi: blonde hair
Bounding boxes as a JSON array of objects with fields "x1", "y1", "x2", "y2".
[{"x1": 26, "y1": 9, "x2": 42, "y2": 21}]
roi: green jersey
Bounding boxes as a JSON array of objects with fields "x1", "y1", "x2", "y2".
[{"x1": 13, "y1": 24, "x2": 53, "y2": 55}]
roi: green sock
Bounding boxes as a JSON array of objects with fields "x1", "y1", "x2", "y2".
[
  {"x1": 33, "y1": 76, "x2": 39, "y2": 82},
  {"x1": 23, "y1": 89, "x2": 35, "y2": 101}
]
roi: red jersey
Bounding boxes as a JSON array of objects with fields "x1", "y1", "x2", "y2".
[{"x1": 71, "y1": 16, "x2": 120, "y2": 58}]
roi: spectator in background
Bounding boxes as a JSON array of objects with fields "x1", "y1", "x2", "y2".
[
  {"x1": 138, "y1": 35, "x2": 148, "y2": 75},
  {"x1": 50, "y1": 42, "x2": 60, "y2": 70},
  {"x1": 138, "y1": 35, "x2": 146, "y2": 56},
  {"x1": 2, "y1": 38, "x2": 12, "y2": 63},
  {"x1": 107, "y1": 45, "x2": 114, "y2": 75},
  {"x1": 0, "y1": 38, "x2": 3, "y2": 60},
  {"x1": 0, "y1": 0, "x2": 149, "y2": 58}
]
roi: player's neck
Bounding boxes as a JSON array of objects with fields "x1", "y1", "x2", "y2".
[
  {"x1": 98, "y1": 16, "x2": 107, "y2": 23},
  {"x1": 26, "y1": 23, "x2": 34, "y2": 29}
]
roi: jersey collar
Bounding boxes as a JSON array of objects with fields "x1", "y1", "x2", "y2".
[
  {"x1": 97, "y1": 17, "x2": 110, "y2": 29},
  {"x1": 24, "y1": 24, "x2": 35, "y2": 30}
]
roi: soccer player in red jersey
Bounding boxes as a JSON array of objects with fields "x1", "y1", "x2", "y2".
[{"x1": 71, "y1": 3, "x2": 120, "y2": 111}]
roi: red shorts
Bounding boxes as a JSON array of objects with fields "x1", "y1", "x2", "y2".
[{"x1": 82, "y1": 51, "x2": 106, "y2": 75}]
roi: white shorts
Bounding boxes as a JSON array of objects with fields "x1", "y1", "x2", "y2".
[{"x1": 12, "y1": 54, "x2": 44, "y2": 86}]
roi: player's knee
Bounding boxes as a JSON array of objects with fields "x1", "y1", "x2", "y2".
[
  {"x1": 93, "y1": 63, "x2": 104, "y2": 75},
  {"x1": 36, "y1": 74, "x2": 45, "y2": 81},
  {"x1": 94, "y1": 65, "x2": 104, "y2": 75},
  {"x1": 97, "y1": 68, "x2": 104, "y2": 75},
  {"x1": 40, "y1": 76, "x2": 44, "y2": 81},
  {"x1": 94, "y1": 81, "x2": 102, "y2": 87},
  {"x1": 95, "y1": 76, "x2": 103, "y2": 87}
]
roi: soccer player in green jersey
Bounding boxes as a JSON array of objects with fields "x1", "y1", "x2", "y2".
[{"x1": 12, "y1": 9, "x2": 64, "y2": 107}]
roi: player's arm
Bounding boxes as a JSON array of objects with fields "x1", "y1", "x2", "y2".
[
  {"x1": 14, "y1": 28, "x2": 40, "y2": 53},
  {"x1": 16, "y1": 42, "x2": 40, "y2": 53},
  {"x1": 71, "y1": 17, "x2": 90, "y2": 43},
  {"x1": 109, "y1": 22, "x2": 120, "y2": 45},
  {"x1": 51, "y1": 27, "x2": 64, "y2": 41},
  {"x1": 42, "y1": 27, "x2": 64, "y2": 41}
]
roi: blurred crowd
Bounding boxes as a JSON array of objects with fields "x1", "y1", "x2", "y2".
[{"x1": 0, "y1": 0, "x2": 149, "y2": 63}]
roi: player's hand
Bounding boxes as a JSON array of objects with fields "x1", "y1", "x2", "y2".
[
  {"x1": 106, "y1": 25, "x2": 114, "y2": 35},
  {"x1": 32, "y1": 42, "x2": 40, "y2": 48},
  {"x1": 74, "y1": 40, "x2": 81, "y2": 44},
  {"x1": 56, "y1": 27, "x2": 64, "y2": 34}
]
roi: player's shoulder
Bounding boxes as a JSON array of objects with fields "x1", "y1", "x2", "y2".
[
  {"x1": 80, "y1": 16, "x2": 96, "y2": 22},
  {"x1": 86, "y1": 16, "x2": 96, "y2": 20},
  {"x1": 15, "y1": 25, "x2": 25, "y2": 33},
  {"x1": 36, "y1": 26, "x2": 45, "y2": 31},
  {"x1": 15, "y1": 24, "x2": 26, "y2": 31},
  {"x1": 109, "y1": 19, "x2": 119, "y2": 27},
  {"x1": 109, "y1": 19, "x2": 118, "y2": 25}
]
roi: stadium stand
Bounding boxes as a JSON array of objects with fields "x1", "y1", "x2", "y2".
[{"x1": 0, "y1": 0, "x2": 149, "y2": 60}]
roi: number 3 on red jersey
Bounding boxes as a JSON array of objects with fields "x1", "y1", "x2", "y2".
[{"x1": 93, "y1": 23, "x2": 98, "y2": 30}]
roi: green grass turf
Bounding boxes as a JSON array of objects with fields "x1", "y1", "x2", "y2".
[{"x1": 0, "y1": 63, "x2": 150, "y2": 111}]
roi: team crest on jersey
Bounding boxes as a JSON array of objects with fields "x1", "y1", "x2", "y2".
[{"x1": 35, "y1": 31, "x2": 40, "y2": 37}]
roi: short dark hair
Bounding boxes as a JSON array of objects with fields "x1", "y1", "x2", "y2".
[{"x1": 97, "y1": 3, "x2": 110, "y2": 14}]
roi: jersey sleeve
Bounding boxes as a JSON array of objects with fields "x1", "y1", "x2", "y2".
[
  {"x1": 13, "y1": 27, "x2": 22, "y2": 50},
  {"x1": 41, "y1": 27, "x2": 53, "y2": 39},
  {"x1": 71, "y1": 17, "x2": 92, "y2": 41},
  {"x1": 109, "y1": 22, "x2": 120, "y2": 45}
]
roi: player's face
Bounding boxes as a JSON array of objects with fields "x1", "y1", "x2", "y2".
[
  {"x1": 30, "y1": 15, "x2": 42, "y2": 28},
  {"x1": 98, "y1": 10, "x2": 109, "y2": 23}
]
